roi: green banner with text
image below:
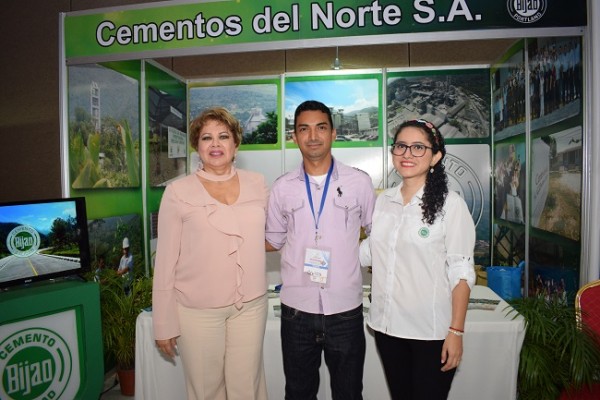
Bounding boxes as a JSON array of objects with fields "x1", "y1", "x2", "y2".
[{"x1": 64, "y1": 0, "x2": 586, "y2": 62}]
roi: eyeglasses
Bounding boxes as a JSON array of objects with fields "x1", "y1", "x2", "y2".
[{"x1": 390, "y1": 143, "x2": 432, "y2": 157}]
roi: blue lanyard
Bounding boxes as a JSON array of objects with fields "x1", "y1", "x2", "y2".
[{"x1": 304, "y1": 160, "x2": 334, "y2": 233}]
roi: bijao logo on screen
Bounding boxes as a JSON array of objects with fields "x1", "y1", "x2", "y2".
[{"x1": 6, "y1": 226, "x2": 41, "y2": 258}]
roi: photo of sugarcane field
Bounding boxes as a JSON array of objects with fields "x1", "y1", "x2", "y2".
[{"x1": 68, "y1": 63, "x2": 140, "y2": 189}]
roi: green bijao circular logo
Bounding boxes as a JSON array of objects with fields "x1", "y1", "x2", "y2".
[
  {"x1": 418, "y1": 227, "x2": 430, "y2": 238},
  {"x1": 6, "y1": 226, "x2": 41, "y2": 258},
  {"x1": 0, "y1": 328, "x2": 72, "y2": 400}
]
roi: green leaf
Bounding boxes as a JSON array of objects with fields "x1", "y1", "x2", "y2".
[
  {"x1": 87, "y1": 132, "x2": 101, "y2": 165},
  {"x1": 72, "y1": 159, "x2": 101, "y2": 189},
  {"x1": 95, "y1": 269, "x2": 153, "y2": 370},
  {"x1": 118, "y1": 120, "x2": 139, "y2": 186},
  {"x1": 507, "y1": 294, "x2": 600, "y2": 399}
]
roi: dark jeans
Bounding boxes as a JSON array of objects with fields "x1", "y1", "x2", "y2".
[
  {"x1": 280, "y1": 303, "x2": 365, "y2": 400},
  {"x1": 374, "y1": 331, "x2": 456, "y2": 400}
]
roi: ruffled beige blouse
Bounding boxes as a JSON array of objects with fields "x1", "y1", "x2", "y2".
[{"x1": 152, "y1": 169, "x2": 268, "y2": 340}]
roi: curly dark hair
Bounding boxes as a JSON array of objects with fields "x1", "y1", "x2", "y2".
[{"x1": 393, "y1": 119, "x2": 448, "y2": 225}]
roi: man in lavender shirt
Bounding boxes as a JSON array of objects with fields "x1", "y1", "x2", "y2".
[{"x1": 266, "y1": 100, "x2": 376, "y2": 400}]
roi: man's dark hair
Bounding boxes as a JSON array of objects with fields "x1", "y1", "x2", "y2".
[{"x1": 294, "y1": 100, "x2": 334, "y2": 129}]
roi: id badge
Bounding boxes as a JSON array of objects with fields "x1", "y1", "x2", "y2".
[{"x1": 303, "y1": 247, "x2": 331, "y2": 284}]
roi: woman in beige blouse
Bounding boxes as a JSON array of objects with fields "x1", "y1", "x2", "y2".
[{"x1": 152, "y1": 107, "x2": 269, "y2": 400}]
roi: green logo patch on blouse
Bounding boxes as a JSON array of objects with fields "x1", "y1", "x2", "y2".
[{"x1": 418, "y1": 227, "x2": 430, "y2": 238}]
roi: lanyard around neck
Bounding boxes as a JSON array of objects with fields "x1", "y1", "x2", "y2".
[{"x1": 304, "y1": 160, "x2": 334, "y2": 232}]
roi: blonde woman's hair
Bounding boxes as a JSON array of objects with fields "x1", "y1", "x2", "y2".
[{"x1": 189, "y1": 107, "x2": 242, "y2": 150}]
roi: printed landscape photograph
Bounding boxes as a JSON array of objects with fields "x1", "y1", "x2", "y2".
[
  {"x1": 387, "y1": 68, "x2": 490, "y2": 140},
  {"x1": 285, "y1": 75, "x2": 380, "y2": 146},
  {"x1": 189, "y1": 82, "x2": 279, "y2": 147},
  {"x1": 68, "y1": 63, "x2": 140, "y2": 189}
]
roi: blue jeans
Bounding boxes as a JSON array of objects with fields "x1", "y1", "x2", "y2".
[{"x1": 280, "y1": 303, "x2": 365, "y2": 400}]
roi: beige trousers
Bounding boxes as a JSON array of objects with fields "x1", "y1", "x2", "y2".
[{"x1": 177, "y1": 294, "x2": 268, "y2": 400}]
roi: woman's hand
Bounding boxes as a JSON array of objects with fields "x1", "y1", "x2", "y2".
[
  {"x1": 442, "y1": 278, "x2": 469, "y2": 371},
  {"x1": 440, "y1": 333, "x2": 463, "y2": 371},
  {"x1": 156, "y1": 337, "x2": 178, "y2": 358}
]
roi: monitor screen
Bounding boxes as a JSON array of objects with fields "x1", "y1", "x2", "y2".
[{"x1": 0, "y1": 197, "x2": 91, "y2": 289}]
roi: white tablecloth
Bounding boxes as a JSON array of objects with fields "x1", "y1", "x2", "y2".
[{"x1": 135, "y1": 285, "x2": 525, "y2": 400}]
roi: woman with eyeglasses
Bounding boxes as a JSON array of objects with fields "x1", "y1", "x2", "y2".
[{"x1": 360, "y1": 119, "x2": 476, "y2": 400}]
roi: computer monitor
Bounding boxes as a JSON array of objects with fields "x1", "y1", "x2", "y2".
[{"x1": 0, "y1": 197, "x2": 91, "y2": 289}]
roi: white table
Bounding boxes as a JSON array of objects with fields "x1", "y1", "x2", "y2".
[
  {"x1": 448, "y1": 285, "x2": 526, "y2": 400},
  {"x1": 135, "y1": 310, "x2": 186, "y2": 400},
  {"x1": 135, "y1": 285, "x2": 525, "y2": 400}
]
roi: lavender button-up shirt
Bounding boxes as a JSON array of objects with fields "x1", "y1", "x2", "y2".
[{"x1": 266, "y1": 159, "x2": 376, "y2": 315}]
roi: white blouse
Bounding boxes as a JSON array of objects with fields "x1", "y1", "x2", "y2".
[{"x1": 360, "y1": 184, "x2": 476, "y2": 340}]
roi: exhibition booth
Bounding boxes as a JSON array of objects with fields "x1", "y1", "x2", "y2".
[
  {"x1": 1, "y1": 1, "x2": 597, "y2": 399},
  {"x1": 58, "y1": 0, "x2": 592, "y2": 300}
]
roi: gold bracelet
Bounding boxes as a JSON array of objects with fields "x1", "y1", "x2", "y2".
[{"x1": 448, "y1": 328, "x2": 464, "y2": 337}]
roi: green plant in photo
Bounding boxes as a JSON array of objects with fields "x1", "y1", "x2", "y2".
[
  {"x1": 507, "y1": 294, "x2": 600, "y2": 400},
  {"x1": 69, "y1": 132, "x2": 86, "y2": 179},
  {"x1": 70, "y1": 132, "x2": 110, "y2": 188},
  {"x1": 87, "y1": 131, "x2": 101, "y2": 165},
  {"x1": 118, "y1": 120, "x2": 139, "y2": 187}
]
